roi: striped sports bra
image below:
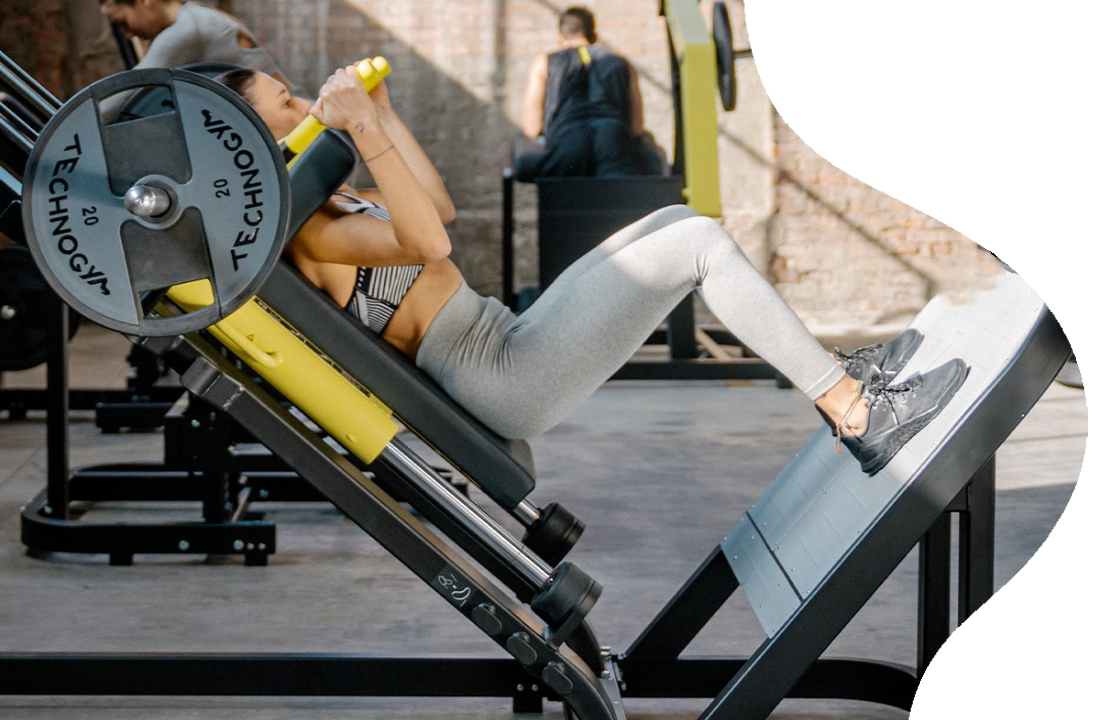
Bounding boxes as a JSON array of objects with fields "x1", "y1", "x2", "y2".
[{"x1": 334, "y1": 191, "x2": 424, "y2": 334}]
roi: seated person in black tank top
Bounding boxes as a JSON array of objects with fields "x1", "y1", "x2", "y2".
[{"x1": 512, "y1": 6, "x2": 664, "y2": 181}]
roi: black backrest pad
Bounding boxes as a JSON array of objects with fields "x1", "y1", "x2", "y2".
[{"x1": 262, "y1": 131, "x2": 537, "y2": 509}]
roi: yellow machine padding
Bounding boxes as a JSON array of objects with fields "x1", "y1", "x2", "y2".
[
  {"x1": 167, "y1": 281, "x2": 399, "y2": 464},
  {"x1": 663, "y1": 0, "x2": 722, "y2": 217}
]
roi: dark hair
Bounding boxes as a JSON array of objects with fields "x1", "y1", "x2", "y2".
[
  {"x1": 559, "y1": 6, "x2": 596, "y2": 43},
  {"x1": 213, "y1": 67, "x2": 259, "y2": 105}
]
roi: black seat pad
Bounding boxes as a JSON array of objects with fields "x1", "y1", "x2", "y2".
[
  {"x1": 260, "y1": 263, "x2": 536, "y2": 509},
  {"x1": 259, "y1": 131, "x2": 536, "y2": 510}
]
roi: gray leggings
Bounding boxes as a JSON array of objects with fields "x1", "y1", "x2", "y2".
[{"x1": 416, "y1": 205, "x2": 845, "y2": 439}]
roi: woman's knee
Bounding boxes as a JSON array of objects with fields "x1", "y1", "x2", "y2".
[
  {"x1": 646, "y1": 204, "x2": 698, "y2": 227},
  {"x1": 676, "y1": 215, "x2": 743, "y2": 249}
]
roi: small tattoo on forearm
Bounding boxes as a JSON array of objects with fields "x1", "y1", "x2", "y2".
[{"x1": 354, "y1": 122, "x2": 366, "y2": 134}]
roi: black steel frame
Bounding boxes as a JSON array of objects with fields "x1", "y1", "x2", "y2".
[
  {"x1": 15, "y1": 296, "x2": 279, "y2": 566},
  {"x1": 615, "y1": 458, "x2": 996, "y2": 713},
  {"x1": 0, "y1": 326, "x2": 1001, "y2": 718}
]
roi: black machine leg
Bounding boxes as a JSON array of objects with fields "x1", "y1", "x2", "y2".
[
  {"x1": 958, "y1": 456, "x2": 995, "y2": 621},
  {"x1": 44, "y1": 291, "x2": 70, "y2": 521},
  {"x1": 667, "y1": 296, "x2": 697, "y2": 360},
  {"x1": 917, "y1": 511, "x2": 951, "y2": 676},
  {"x1": 624, "y1": 547, "x2": 739, "y2": 661}
]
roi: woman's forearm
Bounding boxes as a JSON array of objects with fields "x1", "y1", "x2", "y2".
[
  {"x1": 374, "y1": 106, "x2": 456, "y2": 224},
  {"x1": 348, "y1": 125, "x2": 451, "y2": 261}
]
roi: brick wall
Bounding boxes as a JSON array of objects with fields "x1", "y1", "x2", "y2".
[
  {"x1": 769, "y1": 114, "x2": 1003, "y2": 330},
  {"x1": 0, "y1": 0, "x2": 70, "y2": 98},
  {"x1": 1, "y1": 0, "x2": 999, "y2": 332},
  {"x1": 227, "y1": 0, "x2": 674, "y2": 299}
]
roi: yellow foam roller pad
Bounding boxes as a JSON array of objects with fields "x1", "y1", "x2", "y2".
[{"x1": 167, "y1": 281, "x2": 399, "y2": 464}]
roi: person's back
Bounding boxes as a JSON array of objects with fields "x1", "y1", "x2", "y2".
[
  {"x1": 513, "y1": 6, "x2": 655, "y2": 180},
  {"x1": 542, "y1": 44, "x2": 633, "y2": 143}
]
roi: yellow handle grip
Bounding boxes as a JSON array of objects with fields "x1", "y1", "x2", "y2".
[{"x1": 280, "y1": 57, "x2": 392, "y2": 157}]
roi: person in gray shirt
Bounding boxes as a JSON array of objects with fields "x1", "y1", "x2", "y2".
[{"x1": 99, "y1": 1, "x2": 288, "y2": 81}]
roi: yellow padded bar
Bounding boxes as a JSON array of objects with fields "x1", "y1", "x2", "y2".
[
  {"x1": 663, "y1": 0, "x2": 722, "y2": 217},
  {"x1": 280, "y1": 57, "x2": 391, "y2": 162},
  {"x1": 167, "y1": 281, "x2": 400, "y2": 464}
]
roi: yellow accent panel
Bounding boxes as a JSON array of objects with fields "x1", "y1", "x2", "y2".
[
  {"x1": 578, "y1": 46, "x2": 591, "y2": 65},
  {"x1": 663, "y1": 0, "x2": 722, "y2": 217},
  {"x1": 167, "y1": 281, "x2": 399, "y2": 464}
]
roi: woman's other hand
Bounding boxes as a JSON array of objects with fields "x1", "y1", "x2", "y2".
[{"x1": 366, "y1": 74, "x2": 392, "y2": 111}]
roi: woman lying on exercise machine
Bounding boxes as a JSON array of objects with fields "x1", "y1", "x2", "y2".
[{"x1": 215, "y1": 63, "x2": 968, "y2": 476}]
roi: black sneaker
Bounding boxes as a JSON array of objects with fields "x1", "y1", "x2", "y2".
[
  {"x1": 841, "y1": 358, "x2": 969, "y2": 476},
  {"x1": 836, "y1": 329, "x2": 924, "y2": 390}
]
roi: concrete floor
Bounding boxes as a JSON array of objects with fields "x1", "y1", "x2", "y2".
[{"x1": 0, "y1": 324, "x2": 1086, "y2": 719}]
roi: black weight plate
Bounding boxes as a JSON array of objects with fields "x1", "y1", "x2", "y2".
[
  {"x1": 21, "y1": 68, "x2": 290, "y2": 337},
  {"x1": 115, "y1": 62, "x2": 242, "y2": 124},
  {"x1": 713, "y1": 2, "x2": 737, "y2": 111},
  {"x1": 0, "y1": 244, "x2": 79, "y2": 370}
]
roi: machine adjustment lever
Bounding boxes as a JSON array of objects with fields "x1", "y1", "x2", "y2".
[
  {"x1": 470, "y1": 603, "x2": 503, "y2": 635},
  {"x1": 505, "y1": 632, "x2": 539, "y2": 666},
  {"x1": 541, "y1": 662, "x2": 574, "y2": 697}
]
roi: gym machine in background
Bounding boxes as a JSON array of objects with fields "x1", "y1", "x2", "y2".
[{"x1": 501, "y1": 0, "x2": 771, "y2": 381}]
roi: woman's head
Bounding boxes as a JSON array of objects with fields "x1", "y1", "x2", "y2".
[{"x1": 215, "y1": 68, "x2": 312, "y2": 140}]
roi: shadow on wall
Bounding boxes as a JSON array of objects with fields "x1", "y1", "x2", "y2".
[
  {"x1": 230, "y1": 0, "x2": 540, "y2": 297},
  {"x1": 0, "y1": 0, "x2": 989, "y2": 322}
]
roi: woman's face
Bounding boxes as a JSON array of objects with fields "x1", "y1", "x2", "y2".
[{"x1": 247, "y1": 72, "x2": 313, "y2": 141}]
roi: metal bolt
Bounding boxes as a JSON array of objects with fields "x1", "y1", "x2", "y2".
[
  {"x1": 124, "y1": 184, "x2": 172, "y2": 218},
  {"x1": 516, "y1": 684, "x2": 524, "y2": 692},
  {"x1": 1, "y1": 305, "x2": 15, "y2": 320},
  {"x1": 178, "y1": 540, "x2": 190, "y2": 551},
  {"x1": 190, "y1": 419, "x2": 201, "y2": 428},
  {"x1": 258, "y1": 489, "x2": 270, "y2": 499},
  {"x1": 233, "y1": 540, "x2": 244, "y2": 551},
  {"x1": 43, "y1": 505, "x2": 53, "y2": 515},
  {"x1": 258, "y1": 543, "x2": 267, "y2": 551},
  {"x1": 246, "y1": 543, "x2": 255, "y2": 550}
]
